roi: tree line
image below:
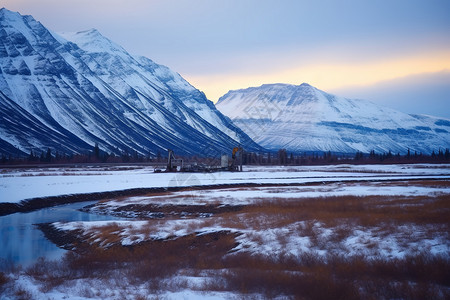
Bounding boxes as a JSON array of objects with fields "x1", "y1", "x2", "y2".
[
  {"x1": 242, "y1": 148, "x2": 450, "y2": 165},
  {"x1": 1, "y1": 145, "x2": 449, "y2": 165}
]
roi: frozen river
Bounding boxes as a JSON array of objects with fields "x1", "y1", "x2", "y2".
[
  {"x1": 0, "y1": 201, "x2": 121, "y2": 266},
  {"x1": 1, "y1": 163, "x2": 449, "y2": 266}
]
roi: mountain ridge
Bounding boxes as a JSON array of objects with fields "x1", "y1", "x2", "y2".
[
  {"x1": 216, "y1": 83, "x2": 450, "y2": 154},
  {"x1": 0, "y1": 8, "x2": 261, "y2": 157}
]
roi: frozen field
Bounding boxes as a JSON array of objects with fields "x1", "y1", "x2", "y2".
[
  {"x1": 1, "y1": 163, "x2": 449, "y2": 203},
  {"x1": 1, "y1": 164, "x2": 449, "y2": 299}
]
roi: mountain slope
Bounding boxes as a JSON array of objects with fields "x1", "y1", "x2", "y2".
[
  {"x1": 216, "y1": 83, "x2": 450, "y2": 154},
  {"x1": 0, "y1": 91, "x2": 92, "y2": 156},
  {"x1": 0, "y1": 8, "x2": 260, "y2": 157}
]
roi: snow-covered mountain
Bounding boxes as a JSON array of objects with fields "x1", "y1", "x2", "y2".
[
  {"x1": 216, "y1": 83, "x2": 450, "y2": 154},
  {"x1": 0, "y1": 8, "x2": 260, "y2": 157}
]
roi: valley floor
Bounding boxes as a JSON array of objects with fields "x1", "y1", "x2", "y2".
[
  {"x1": 1, "y1": 163, "x2": 449, "y2": 204},
  {"x1": 1, "y1": 164, "x2": 449, "y2": 299}
]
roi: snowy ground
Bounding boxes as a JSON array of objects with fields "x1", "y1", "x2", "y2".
[
  {"x1": 54, "y1": 179, "x2": 449, "y2": 259},
  {"x1": 88, "y1": 181, "x2": 450, "y2": 208},
  {"x1": 1, "y1": 163, "x2": 449, "y2": 203},
  {"x1": 1, "y1": 164, "x2": 449, "y2": 299}
]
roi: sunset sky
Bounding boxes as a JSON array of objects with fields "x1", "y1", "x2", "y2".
[{"x1": 3, "y1": 0, "x2": 450, "y2": 117}]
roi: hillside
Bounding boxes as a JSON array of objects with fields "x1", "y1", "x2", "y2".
[
  {"x1": 216, "y1": 83, "x2": 450, "y2": 154},
  {"x1": 0, "y1": 8, "x2": 261, "y2": 157}
]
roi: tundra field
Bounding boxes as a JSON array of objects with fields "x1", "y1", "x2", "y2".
[{"x1": 0, "y1": 164, "x2": 449, "y2": 299}]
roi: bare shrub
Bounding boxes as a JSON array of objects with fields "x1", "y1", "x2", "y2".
[
  {"x1": 25, "y1": 257, "x2": 73, "y2": 292},
  {"x1": 0, "y1": 271, "x2": 9, "y2": 294},
  {"x1": 220, "y1": 253, "x2": 359, "y2": 299},
  {"x1": 86, "y1": 222, "x2": 123, "y2": 247},
  {"x1": 14, "y1": 288, "x2": 32, "y2": 300},
  {"x1": 217, "y1": 251, "x2": 450, "y2": 299},
  {"x1": 62, "y1": 230, "x2": 238, "y2": 285},
  {"x1": 235, "y1": 193, "x2": 450, "y2": 232},
  {"x1": 0, "y1": 271, "x2": 8, "y2": 284},
  {"x1": 329, "y1": 224, "x2": 352, "y2": 243},
  {"x1": 30, "y1": 181, "x2": 449, "y2": 298}
]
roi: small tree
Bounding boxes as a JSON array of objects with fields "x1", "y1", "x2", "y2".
[
  {"x1": 28, "y1": 150, "x2": 35, "y2": 161},
  {"x1": 94, "y1": 143, "x2": 100, "y2": 160},
  {"x1": 156, "y1": 150, "x2": 162, "y2": 162},
  {"x1": 45, "y1": 148, "x2": 52, "y2": 162},
  {"x1": 278, "y1": 149, "x2": 287, "y2": 165}
]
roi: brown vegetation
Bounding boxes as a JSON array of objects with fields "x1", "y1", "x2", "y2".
[
  {"x1": 0, "y1": 271, "x2": 9, "y2": 291},
  {"x1": 240, "y1": 193, "x2": 450, "y2": 228},
  {"x1": 9, "y1": 180, "x2": 450, "y2": 298},
  {"x1": 20, "y1": 234, "x2": 450, "y2": 299},
  {"x1": 216, "y1": 252, "x2": 450, "y2": 299}
]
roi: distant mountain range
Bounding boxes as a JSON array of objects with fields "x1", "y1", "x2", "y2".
[
  {"x1": 0, "y1": 8, "x2": 260, "y2": 157},
  {"x1": 1, "y1": 8, "x2": 449, "y2": 158},
  {"x1": 216, "y1": 83, "x2": 450, "y2": 154}
]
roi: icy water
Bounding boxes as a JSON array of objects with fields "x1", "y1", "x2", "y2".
[{"x1": 0, "y1": 201, "x2": 121, "y2": 267}]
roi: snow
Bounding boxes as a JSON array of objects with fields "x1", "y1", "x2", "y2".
[
  {"x1": 0, "y1": 9, "x2": 39, "y2": 46},
  {"x1": 4, "y1": 273, "x2": 239, "y2": 300},
  {"x1": 57, "y1": 26, "x2": 251, "y2": 147},
  {"x1": 86, "y1": 182, "x2": 449, "y2": 211},
  {"x1": 216, "y1": 83, "x2": 450, "y2": 154},
  {"x1": 48, "y1": 180, "x2": 449, "y2": 261},
  {"x1": 59, "y1": 29, "x2": 130, "y2": 58},
  {"x1": 41, "y1": 164, "x2": 449, "y2": 258},
  {"x1": 2, "y1": 163, "x2": 449, "y2": 299},
  {"x1": 342, "y1": 225, "x2": 449, "y2": 259},
  {"x1": 53, "y1": 218, "x2": 212, "y2": 246},
  {"x1": 1, "y1": 8, "x2": 258, "y2": 157},
  {"x1": 1, "y1": 164, "x2": 449, "y2": 204},
  {"x1": 229, "y1": 221, "x2": 448, "y2": 261}
]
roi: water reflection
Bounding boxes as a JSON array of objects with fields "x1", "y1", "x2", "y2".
[{"x1": 0, "y1": 201, "x2": 121, "y2": 267}]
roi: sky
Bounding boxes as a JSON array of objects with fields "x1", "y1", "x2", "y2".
[{"x1": 2, "y1": 0, "x2": 450, "y2": 118}]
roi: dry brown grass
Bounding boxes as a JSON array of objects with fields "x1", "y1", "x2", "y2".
[
  {"x1": 84, "y1": 222, "x2": 124, "y2": 247},
  {"x1": 63, "y1": 230, "x2": 238, "y2": 281},
  {"x1": 0, "y1": 271, "x2": 9, "y2": 295},
  {"x1": 235, "y1": 193, "x2": 450, "y2": 229},
  {"x1": 372, "y1": 180, "x2": 450, "y2": 188},
  {"x1": 212, "y1": 252, "x2": 450, "y2": 299},
  {"x1": 25, "y1": 179, "x2": 450, "y2": 298}
]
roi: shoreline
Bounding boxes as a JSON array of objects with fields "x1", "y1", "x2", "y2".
[{"x1": 1, "y1": 176, "x2": 449, "y2": 216}]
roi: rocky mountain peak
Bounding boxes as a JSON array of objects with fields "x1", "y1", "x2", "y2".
[
  {"x1": 216, "y1": 83, "x2": 450, "y2": 154},
  {"x1": 0, "y1": 8, "x2": 261, "y2": 157}
]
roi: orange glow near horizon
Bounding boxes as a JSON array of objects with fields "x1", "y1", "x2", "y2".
[{"x1": 186, "y1": 51, "x2": 450, "y2": 102}]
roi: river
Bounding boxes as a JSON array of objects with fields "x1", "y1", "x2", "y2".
[{"x1": 0, "y1": 201, "x2": 121, "y2": 267}]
